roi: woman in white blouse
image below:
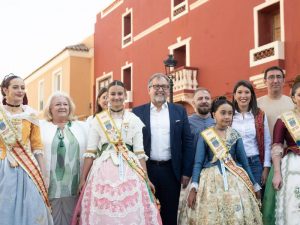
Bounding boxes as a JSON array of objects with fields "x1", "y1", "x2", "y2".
[{"x1": 232, "y1": 80, "x2": 271, "y2": 187}]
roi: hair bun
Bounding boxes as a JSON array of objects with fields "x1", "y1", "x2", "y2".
[{"x1": 293, "y1": 75, "x2": 300, "y2": 87}]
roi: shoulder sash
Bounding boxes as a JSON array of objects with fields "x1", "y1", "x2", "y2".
[
  {"x1": 281, "y1": 111, "x2": 300, "y2": 147},
  {"x1": 201, "y1": 127, "x2": 256, "y2": 197},
  {"x1": 0, "y1": 105, "x2": 50, "y2": 208},
  {"x1": 96, "y1": 111, "x2": 158, "y2": 206}
]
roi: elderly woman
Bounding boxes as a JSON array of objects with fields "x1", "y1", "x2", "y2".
[
  {"x1": 0, "y1": 74, "x2": 53, "y2": 225},
  {"x1": 40, "y1": 92, "x2": 88, "y2": 225}
]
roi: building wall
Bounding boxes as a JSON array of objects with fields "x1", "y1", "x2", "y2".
[
  {"x1": 94, "y1": 0, "x2": 300, "y2": 108},
  {"x1": 69, "y1": 56, "x2": 93, "y2": 119},
  {"x1": 25, "y1": 58, "x2": 70, "y2": 117}
]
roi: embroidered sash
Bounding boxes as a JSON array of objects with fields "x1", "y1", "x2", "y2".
[
  {"x1": 281, "y1": 111, "x2": 300, "y2": 147},
  {"x1": 255, "y1": 109, "x2": 265, "y2": 163},
  {"x1": 201, "y1": 127, "x2": 256, "y2": 197},
  {"x1": 96, "y1": 111, "x2": 158, "y2": 205},
  {"x1": 0, "y1": 105, "x2": 50, "y2": 208}
]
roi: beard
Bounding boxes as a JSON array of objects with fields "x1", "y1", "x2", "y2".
[{"x1": 196, "y1": 106, "x2": 210, "y2": 115}]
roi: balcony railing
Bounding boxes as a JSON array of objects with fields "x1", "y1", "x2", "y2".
[
  {"x1": 249, "y1": 41, "x2": 285, "y2": 67},
  {"x1": 169, "y1": 66, "x2": 198, "y2": 92},
  {"x1": 122, "y1": 33, "x2": 132, "y2": 47},
  {"x1": 172, "y1": 0, "x2": 188, "y2": 20}
]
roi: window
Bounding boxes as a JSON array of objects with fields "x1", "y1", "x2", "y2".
[
  {"x1": 123, "y1": 67, "x2": 132, "y2": 91},
  {"x1": 174, "y1": 0, "x2": 185, "y2": 6},
  {"x1": 53, "y1": 70, "x2": 62, "y2": 92},
  {"x1": 173, "y1": 45, "x2": 186, "y2": 68},
  {"x1": 38, "y1": 80, "x2": 44, "y2": 111},
  {"x1": 171, "y1": 0, "x2": 188, "y2": 20},
  {"x1": 257, "y1": 2, "x2": 281, "y2": 46},
  {"x1": 96, "y1": 73, "x2": 112, "y2": 94},
  {"x1": 122, "y1": 9, "x2": 133, "y2": 47}
]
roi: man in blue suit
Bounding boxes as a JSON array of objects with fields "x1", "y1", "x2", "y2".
[{"x1": 132, "y1": 73, "x2": 194, "y2": 225}]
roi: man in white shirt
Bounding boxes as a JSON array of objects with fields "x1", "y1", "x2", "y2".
[{"x1": 132, "y1": 73, "x2": 194, "y2": 225}]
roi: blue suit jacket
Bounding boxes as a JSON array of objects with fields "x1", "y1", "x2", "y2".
[{"x1": 132, "y1": 103, "x2": 194, "y2": 181}]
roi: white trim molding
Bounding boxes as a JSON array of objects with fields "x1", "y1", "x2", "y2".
[
  {"x1": 171, "y1": 0, "x2": 189, "y2": 21},
  {"x1": 249, "y1": 40, "x2": 285, "y2": 67},
  {"x1": 122, "y1": 8, "x2": 133, "y2": 48},
  {"x1": 190, "y1": 0, "x2": 209, "y2": 11},
  {"x1": 168, "y1": 37, "x2": 192, "y2": 66},
  {"x1": 38, "y1": 79, "x2": 44, "y2": 112},
  {"x1": 95, "y1": 72, "x2": 113, "y2": 96},
  {"x1": 52, "y1": 68, "x2": 62, "y2": 92},
  {"x1": 121, "y1": 62, "x2": 133, "y2": 103},
  {"x1": 134, "y1": 18, "x2": 170, "y2": 42},
  {"x1": 101, "y1": 0, "x2": 124, "y2": 18},
  {"x1": 253, "y1": 0, "x2": 285, "y2": 48}
]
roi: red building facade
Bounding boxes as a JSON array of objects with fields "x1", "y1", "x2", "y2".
[{"x1": 94, "y1": 0, "x2": 300, "y2": 112}]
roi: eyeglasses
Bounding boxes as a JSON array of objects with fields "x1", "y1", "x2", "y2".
[
  {"x1": 267, "y1": 74, "x2": 284, "y2": 80},
  {"x1": 150, "y1": 84, "x2": 170, "y2": 90}
]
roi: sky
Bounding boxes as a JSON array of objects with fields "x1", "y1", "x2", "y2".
[{"x1": 0, "y1": 0, "x2": 113, "y2": 79}]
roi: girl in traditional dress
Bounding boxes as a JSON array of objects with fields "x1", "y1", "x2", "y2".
[
  {"x1": 0, "y1": 74, "x2": 53, "y2": 225},
  {"x1": 267, "y1": 76, "x2": 300, "y2": 225},
  {"x1": 232, "y1": 80, "x2": 271, "y2": 186},
  {"x1": 73, "y1": 80, "x2": 162, "y2": 225},
  {"x1": 40, "y1": 92, "x2": 88, "y2": 225},
  {"x1": 178, "y1": 96, "x2": 262, "y2": 225}
]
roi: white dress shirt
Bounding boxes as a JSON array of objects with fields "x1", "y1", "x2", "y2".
[
  {"x1": 232, "y1": 110, "x2": 271, "y2": 167},
  {"x1": 150, "y1": 102, "x2": 171, "y2": 161}
]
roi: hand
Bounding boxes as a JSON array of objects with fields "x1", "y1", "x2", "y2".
[
  {"x1": 78, "y1": 179, "x2": 86, "y2": 194},
  {"x1": 181, "y1": 176, "x2": 190, "y2": 189},
  {"x1": 187, "y1": 189, "x2": 197, "y2": 209},
  {"x1": 272, "y1": 172, "x2": 282, "y2": 191},
  {"x1": 148, "y1": 181, "x2": 156, "y2": 194},
  {"x1": 255, "y1": 190, "x2": 261, "y2": 200},
  {"x1": 261, "y1": 167, "x2": 270, "y2": 186}
]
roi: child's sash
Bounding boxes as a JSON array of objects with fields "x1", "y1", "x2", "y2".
[
  {"x1": 281, "y1": 111, "x2": 300, "y2": 147},
  {"x1": 201, "y1": 127, "x2": 255, "y2": 197},
  {"x1": 0, "y1": 105, "x2": 50, "y2": 208},
  {"x1": 96, "y1": 111, "x2": 158, "y2": 206}
]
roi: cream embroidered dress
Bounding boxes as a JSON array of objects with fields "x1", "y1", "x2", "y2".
[
  {"x1": 80, "y1": 111, "x2": 162, "y2": 225},
  {"x1": 178, "y1": 127, "x2": 262, "y2": 225},
  {"x1": 0, "y1": 105, "x2": 53, "y2": 225}
]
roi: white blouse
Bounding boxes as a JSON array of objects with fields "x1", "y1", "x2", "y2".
[
  {"x1": 232, "y1": 111, "x2": 271, "y2": 167},
  {"x1": 85, "y1": 111, "x2": 148, "y2": 164}
]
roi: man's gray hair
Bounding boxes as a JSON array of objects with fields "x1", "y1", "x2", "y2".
[{"x1": 148, "y1": 73, "x2": 170, "y2": 88}]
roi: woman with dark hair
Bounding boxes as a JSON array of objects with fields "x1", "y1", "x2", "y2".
[
  {"x1": 72, "y1": 80, "x2": 162, "y2": 225},
  {"x1": 263, "y1": 76, "x2": 300, "y2": 225},
  {"x1": 232, "y1": 80, "x2": 271, "y2": 186},
  {"x1": 0, "y1": 74, "x2": 53, "y2": 225},
  {"x1": 179, "y1": 96, "x2": 262, "y2": 225},
  {"x1": 86, "y1": 87, "x2": 108, "y2": 125}
]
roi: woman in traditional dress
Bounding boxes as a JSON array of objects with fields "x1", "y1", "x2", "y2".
[
  {"x1": 0, "y1": 74, "x2": 53, "y2": 225},
  {"x1": 178, "y1": 96, "x2": 262, "y2": 225},
  {"x1": 73, "y1": 80, "x2": 162, "y2": 225},
  {"x1": 40, "y1": 92, "x2": 88, "y2": 225},
  {"x1": 268, "y1": 76, "x2": 300, "y2": 225},
  {"x1": 232, "y1": 80, "x2": 271, "y2": 185},
  {"x1": 86, "y1": 87, "x2": 108, "y2": 125}
]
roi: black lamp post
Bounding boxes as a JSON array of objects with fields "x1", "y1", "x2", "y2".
[{"x1": 163, "y1": 54, "x2": 177, "y2": 103}]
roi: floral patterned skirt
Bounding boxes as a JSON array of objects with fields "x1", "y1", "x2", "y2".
[
  {"x1": 178, "y1": 166, "x2": 262, "y2": 225},
  {"x1": 80, "y1": 156, "x2": 162, "y2": 225},
  {"x1": 275, "y1": 152, "x2": 300, "y2": 225}
]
